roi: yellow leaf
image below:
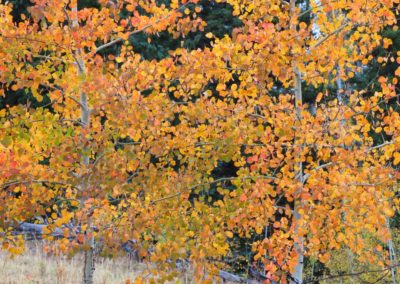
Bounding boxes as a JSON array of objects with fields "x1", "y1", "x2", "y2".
[
  {"x1": 299, "y1": 22, "x2": 307, "y2": 29},
  {"x1": 394, "y1": 152, "x2": 400, "y2": 166},
  {"x1": 133, "y1": 132, "x2": 141, "y2": 142},
  {"x1": 315, "y1": 92, "x2": 323, "y2": 103},
  {"x1": 384, "y1": 207, "x2": 395, "y2": 217}
]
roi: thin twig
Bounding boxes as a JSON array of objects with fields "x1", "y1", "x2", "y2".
[
  {"x1": 304, "y1": 264, "x2": 400, "y2": 283},
  {"x1": 190, "y1": 175, "x2": 276, "y2": 191},
  {"x1": 150, "y1": 192, "x2": 182, "y2": 205},
  {"x1": 311, "y1": 21, "x2": 350, "y2": 50},
  {"x1": 95, "y1": 3, "x2": 190, "y2": 53},
  {"x1": 300, "y1": 162, "x2": 333, "y2": 182},
  {"x1": 1, "y1": 179, "x2": 77, "y2": 189},
  {"x1": 150, "y1": 175, "x2": 276, "y2": 205},
  {"x1": 368, "y1": 140, "x2": 394, "y2": 151}
]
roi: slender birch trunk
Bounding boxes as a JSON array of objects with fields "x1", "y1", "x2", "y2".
[
  {"x1": 337, "y1": 66, "x2": 344, "y2": 104},
  {"x1": 290, "y1": 0, "x2": 304, "y2": 283},
  {"x1": 291, "y1": 65, "x2": 304, "y2": 284},
  {"x1": 387, "y1": 217, "x2": 398, "y2": 284},
  {"x1": 71, "y1": 2, "x2": 95, "y2": 283}
]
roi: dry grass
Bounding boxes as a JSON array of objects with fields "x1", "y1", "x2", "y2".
[{"x1": 0, "y1": 242, "x2": 151, "y2": 284}]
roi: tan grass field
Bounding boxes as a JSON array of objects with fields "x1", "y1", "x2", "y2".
[{"x1": 0, "y1": 242, "x2": 154, "y2": 284}]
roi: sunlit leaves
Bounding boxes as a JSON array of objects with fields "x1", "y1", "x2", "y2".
[{"x1": 0, "y1": 0, "x2": 399, "y2": 282}]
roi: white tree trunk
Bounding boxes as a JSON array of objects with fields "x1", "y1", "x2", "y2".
[
  {"x1": 71, "y1": 4, "x2": 95, "y2": 284},
  {"x1": 387, "y1": 218, "x2": 398, "y2": 284},
  {"x1": 291, "y1": 65, "x2": 304, "y2": 284},
  {"x1": 290, "y1": 1, "x2": 304, "y2": 283},
  {"x1": 78, "y1": 54, "x2": 95, "y2": 284},
  {"x1": 77, "y1": 51, "x2": 95, "y2": 284}
]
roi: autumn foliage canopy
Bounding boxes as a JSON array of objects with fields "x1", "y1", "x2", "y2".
[{"x1": 0, "y1": 0, "x2": 400, "y2": 283}]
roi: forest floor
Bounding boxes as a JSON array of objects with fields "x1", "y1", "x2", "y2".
[{"x1": 0, "y1": 241, "x2": 172, "y2": 284}]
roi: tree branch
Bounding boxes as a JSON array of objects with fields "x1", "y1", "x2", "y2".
[
  {"x1": 95, "y1": 3, "x2": 190, "y2": 53},
  {"x1": 190, "y1": 175, "x2": 276, "y2": 191},
  {"x1": 368, "y1": 140, "x2": 394, "y2": 151},
  {"x1": 150, "y1": 192, "x2": 182, "y2": 205},
  {"x1": 300, "y1": 162, "x2": 333, "y2": 182},
  {"x1": 150, "y1": 175, "x2": 276, "y2": 205},
  {"x1": 304, "y1": 264, "x2": 400, "y2": 283},
  {"x1": 297, "y1": 0, "x2": 339, "y2": 18},
  {"x1": 1, "y1": 180, "x2": 77, "y2": 189},
  {"x1": 311, "y1": 21, "x2": 350, "y2": 50}
]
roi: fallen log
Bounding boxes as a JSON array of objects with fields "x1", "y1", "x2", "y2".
[
  {"x1": 16, "y1": 222, "x2": 64, "y2": 238},
  {"x1": 219, "y1": 270, "x2": 244, "y2": 282}
]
